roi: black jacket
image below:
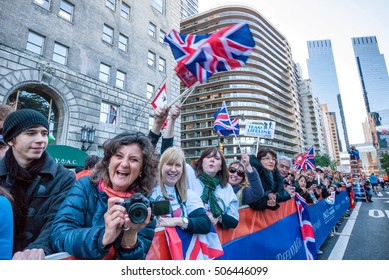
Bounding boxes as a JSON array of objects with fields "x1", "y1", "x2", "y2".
[{"x1": 0, "y1": 151, "x2": 75, "y2": 254}]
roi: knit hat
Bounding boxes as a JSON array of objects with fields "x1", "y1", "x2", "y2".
[{"x1": 2, "y1": 109, "x2": 49, "y2": 143}]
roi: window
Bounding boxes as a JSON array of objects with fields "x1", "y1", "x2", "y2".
[
  {"x1": 52, "y1": 42, "x2": 68, "y2": 65},
  {"x1": 33, "y1": 0, "x2": 50, "y2": 10},
  {"x1": 147, "y1": 51, "x2": 156, "y2": 67},
  {"x1": 102, "y1": 24, "x2": 114, "y2": 44},
  {"x1": 116, "y1": 70, "x2": 126, "y2": 89},
  {"x1": 26, "y1": 31, "x2": 45, "y2": 55},
  {"x1": 99, "y1": 63, "x2": 110, "y2": 83},
  {"x1": 147, "y1": 83, "x2": 155, "y2": 99},
  {"x1": 148, "y1": 22, "x2": 156, "y2": 39},
  {"x1": 59, "y1": 0, "x2": 74, "y2": 22},
  {"x1": 100, "y1": 102, "x2": 118, "y2": 125},
  {"x1": 120, "y1": 2, "x2": 130, "y2": 20},
  {"x1": 105, "y1": 0, "x2": 116, "y2": 11},
  {"x1": 158, "y1": 57, "x2": 166, "y2": 73},
  {"x1": 151, "y1": 0, "x2": 164, "y2": 14},
  {"x1": 118, "y1": 34, "x2": 128, "y2": 52},
  {"x1": 159, "y1": 30, "x2": 166, "y2": 44}
]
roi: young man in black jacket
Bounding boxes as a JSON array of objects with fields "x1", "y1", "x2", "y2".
[{"x1": 0, "y1": 109, "x2": 75, "y2": 259}]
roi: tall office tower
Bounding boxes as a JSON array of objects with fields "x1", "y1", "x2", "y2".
[
  {"x1": 298, "y1": 76, "x2": 328, "y2": 156},
  {"x1": 307, "y1": 40, "x2": 349, "y2": 153},
  {"x1": 180, "y1": 4, "x2": 299, "y2": 161},
  {"x1": 0, "y1": 0, "x2": 180, "y2": 154},
  {"x1": 180, "y1": 0, "x2": 198, "y2": 19},
  {"x1": 352, "y1": 36, "x2": 389, "y2": 150}
]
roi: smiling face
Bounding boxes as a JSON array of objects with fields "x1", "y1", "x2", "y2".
[
  {"x1": 228, "y1": 163, "x2": 245, "y2": 186},
  {"x1": 161, "y1": 159, "x2": 183, "y2": 187},
  {"x1": 108, "y1": 144, "x2": 143, "y2": 192},
  {"x1": 202, "y1": 151, "x2": 222, "y2": 177},
  {"x1": 8, "y1": 126, "x2": 48, "y2": 168}
]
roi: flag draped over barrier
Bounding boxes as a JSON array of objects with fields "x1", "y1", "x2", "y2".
[
  {"x1": 164, "y1": 23, "x2": 255, "y2": 87},
  {"x1": 164, "y1": 226, "x2": 224, "y2": 260},
  {"x1": 294, "y1": 193, "x2": 317, "y2": 260},
  {"x1": 294, "y1": 145, "x2": 315, "y2": 171},
  {"x1": 213, "y1": 102, "x2": 239, "y2": 136}
]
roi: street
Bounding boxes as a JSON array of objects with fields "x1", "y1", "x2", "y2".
[{"x1": 318, "y1": 187, "x2": 389, "y2": 260}]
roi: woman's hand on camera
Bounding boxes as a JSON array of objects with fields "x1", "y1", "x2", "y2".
[{"x1": 102, "y1": 197, "x2": 127, "y2": 246}]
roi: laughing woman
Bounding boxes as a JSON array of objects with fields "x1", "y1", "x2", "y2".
[{"x1": 51, "y1": 131, "x2": 159, "y2": 260}]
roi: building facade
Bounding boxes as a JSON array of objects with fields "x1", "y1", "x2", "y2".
[
  {"x1": 352, "y1": 36, "x2": 389, "y2": 154},
  {"x1": 306, "y1": 39, "x2": 349, "y2": 153},
  {"x1": 179, "y1": 4, "x2": 299, "y2": 161},
  {"x1": 0, "y1": 0, "x2": 180, "y2": 156}
]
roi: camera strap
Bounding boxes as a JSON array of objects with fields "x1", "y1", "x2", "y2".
[{"x1": 175, "y1": 186, "x2": 188, "y2": 218}]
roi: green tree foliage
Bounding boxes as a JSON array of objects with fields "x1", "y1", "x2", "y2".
[
  {"x1": 314, "y1": 154, "x2": 337, "y2": 171},
  {"x1": 379, "y1": 153, "x2": 389, "y2": 175}
]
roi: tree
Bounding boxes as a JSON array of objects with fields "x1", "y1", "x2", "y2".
[
  {"x1": 380, "y1": 153, "x2": 389, "y2": 175},
  {"x1": 314, "y1": 154, "x2": 337, "y2": 171}
]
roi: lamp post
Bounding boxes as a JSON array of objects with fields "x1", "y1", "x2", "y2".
[{"x1": 80, "y1": 125, "x2": 95, "y2": 151}]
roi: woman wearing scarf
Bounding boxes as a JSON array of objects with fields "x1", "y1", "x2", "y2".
[
  {"x1": 248, "y1": 148, "x2": 292, "y2": 211},
  {"x1": 186, "y1": 147, "x2": 239, "y2": 229},
  {"x1": 51, "y1": 131, "x2": 159, "y2": 259}
]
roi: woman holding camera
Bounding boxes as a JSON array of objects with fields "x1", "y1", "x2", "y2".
[
  {"x1": 150, "y1": 146, "x2": 211, "y2": 234},
  {"x1": 51, "y1": 131, "x2": 159, "y2": 260}
]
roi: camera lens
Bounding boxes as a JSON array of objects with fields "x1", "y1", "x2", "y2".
[{"x1": 128, "y1": 203, "x2": 148, "y2": 224}]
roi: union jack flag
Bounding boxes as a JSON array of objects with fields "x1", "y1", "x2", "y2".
[
  {"x1": 151, "y1": 83, "x2": 168, "y2": 129},
  {"x1": 164, "y1": 23, "x2": 255, "y2": 87},
  {"x1": 294, "y1": 193, "x2": 317, "y2": 260},
  {"x1": 164, "y1": 226, "x2": 224, "y2": 260},
  {"x1": 294, "y1": 146, "x2": 315, "y2": 171},
  {"x1": 214, "y1": 102, "x2": 239, "y2": 136}
]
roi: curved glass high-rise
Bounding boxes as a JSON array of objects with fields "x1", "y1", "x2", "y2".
[{"x1": 180, "y1": 5, "x2": 299, "y2": 161}]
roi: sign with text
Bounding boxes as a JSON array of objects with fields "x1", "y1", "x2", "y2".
[{"x1": 244, "y1": 120, "x2": 276, "y2": 139}]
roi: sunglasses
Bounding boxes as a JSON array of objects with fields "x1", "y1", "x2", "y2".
[{"x1": 228, "y1": 167, "x2": 245, "y2": 178}]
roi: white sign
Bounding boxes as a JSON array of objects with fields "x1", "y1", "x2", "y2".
[
  {"x1": 336, "y1": 166, "x2": 349, "y2": 173},
  {"x1": 244, "y1": 120, "x2": 276, "y2": 139}
]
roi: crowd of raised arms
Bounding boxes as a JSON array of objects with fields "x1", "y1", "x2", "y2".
[{"x1": 0, "y1": 104, "x2": 365, "y2": 260}]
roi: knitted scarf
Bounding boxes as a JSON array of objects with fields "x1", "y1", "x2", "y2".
[
  {"x1": 5, "y1": 149, "x2": 47, "y2": 253},
  {"x1": 198, "y1": 172, "x2": 222, "y2": 218}
]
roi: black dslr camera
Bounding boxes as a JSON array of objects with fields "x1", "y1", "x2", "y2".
[{"x1": 120, "y1": 192, "x2": 170, "y2": 224}]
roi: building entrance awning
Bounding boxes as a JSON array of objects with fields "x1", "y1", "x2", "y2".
[{"x1": 46, "y1": 145, "x2": 87, "y2": 167}]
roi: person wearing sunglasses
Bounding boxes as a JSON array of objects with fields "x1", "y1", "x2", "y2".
[
  {"x1": 248, "y1": 148, "x2": 292, "y2": 211},
  {"x1": 228, "y1": 153, "x2": 264, "y2": 207}
]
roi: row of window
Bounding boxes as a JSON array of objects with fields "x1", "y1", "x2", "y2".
[{"x1": 34, "y1": 0, "x2": 130, "y2": 22}]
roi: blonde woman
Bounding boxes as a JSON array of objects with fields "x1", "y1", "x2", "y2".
[
  {"x1": 228, "y1": 153, "x2": 264, "y2": 207},
  {"x1": 150, "y1": 146, "x2": 211, "y2": 234}
]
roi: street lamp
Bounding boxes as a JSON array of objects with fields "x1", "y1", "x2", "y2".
[{"x1": 80, "y1": 125, "x2": 95, "y2": 151}]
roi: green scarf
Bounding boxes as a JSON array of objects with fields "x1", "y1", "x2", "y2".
[{"x1": 199, "y1": 173, "x2": 223, "y2": 218}]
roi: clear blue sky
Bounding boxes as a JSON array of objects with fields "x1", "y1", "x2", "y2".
[{"x1": 198, "y1": 0, "x2": 389, "y2": 144}]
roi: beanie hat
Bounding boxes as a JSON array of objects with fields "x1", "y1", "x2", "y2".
[{"x1": 2, "y1": 109, "x2": 49, "y2": 143}]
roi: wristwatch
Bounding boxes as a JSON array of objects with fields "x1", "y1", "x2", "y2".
[{"x1": 181, "y1": 217, "x2": 189, "y2": 230}]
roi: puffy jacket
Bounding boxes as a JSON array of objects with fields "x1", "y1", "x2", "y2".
[
  {"x1": 248, "y1": 155, "x2": 291, "y2": 210},
  {"x1": 0, "y1": 151, "x2": 75, "y2": 254},
  {"x1": 51, "y1": 176, "x2": 156, "y2": 260}
]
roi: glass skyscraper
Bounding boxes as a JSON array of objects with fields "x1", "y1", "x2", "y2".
[
  {"x1": 352, "y1": 36, "x2": 389, "y2": 150},
  {"x1": 307, "y1": 39, "x2": 349, "y2": 152}
]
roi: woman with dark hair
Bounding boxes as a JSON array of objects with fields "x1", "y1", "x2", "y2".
[
  {"x1": 228, "y1": 153, "x2": 264, "y2": 207},
  {"x1": 248, "y1": 148, "x2": 292, "y2": 211},
  {"x1": 0, "y1": 186, "x2": 13, "y2": 259},
  {"x1": 186, "y1": 147, "x2": 239, "y2": 229},
  {"x1": 51, "y1": 131, "x2": 159, "y2": 259}
]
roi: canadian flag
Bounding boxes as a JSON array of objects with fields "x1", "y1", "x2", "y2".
[{"x1": 151, "y1": 83, "x2": 168, "y2": 129}]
